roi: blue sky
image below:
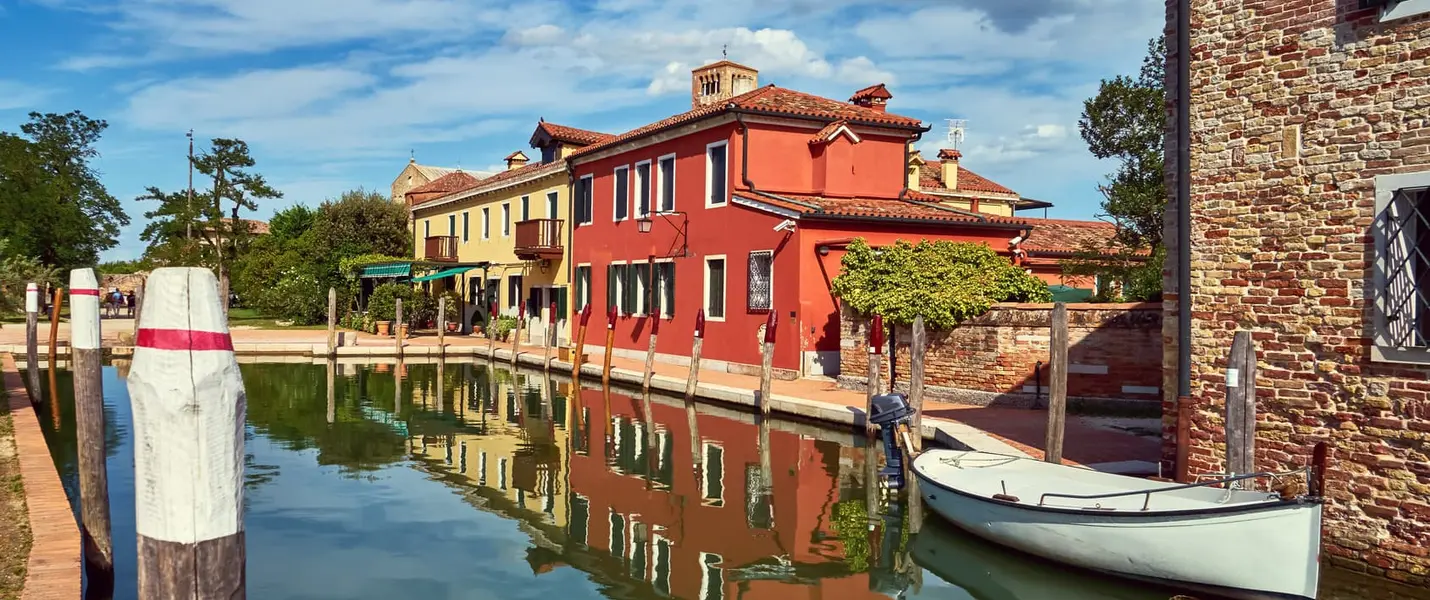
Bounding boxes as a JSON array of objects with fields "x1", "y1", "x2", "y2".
[{"x1": 0, "y1": 0, "x2": 1164, "y2": 262}]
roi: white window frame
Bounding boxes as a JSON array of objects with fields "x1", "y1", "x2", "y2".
[
  {"x1": 747, "y1": 250, "x2": 773, "y2": 312},
  {"x1": 613, "y1": 164, "x2": 631, "y2": 222},
  {"x1": 1382, "y1": 0, "x2": 1430, "y2": 22},
  {"x1": 482, "y1": 207, "x2": 490, "y2": 240},
  {"x1": 701, "y1": 441, "x2": 724, "y2": 507},
  {"x1": 703, "y1": 255, "x2": 727, "y2": 322},
  {"x1": 651, "y1": 532, "x2": 671, "y2": 594},
  {"x1": 609, "y1": 510, "x2": 626, "y2": 555},
  {"x1": 578, "y1": 174, "x2": 595, "y2": 226},
  {"x1": 634, "y1": 159, "x2": 653, "y2": 218},
  {"x1": 502, "y1": 203, "x2": 511, "y2": 237},
  {"x1": 656, "y1": 153, "x2": 677, "y2": 213},
  {"x1": 632, "y1": 259, "x2": 649, "y2": 316},
  {"x1": 654, "y1": 258, "x2": 675, "y2": 319},
  {"x1": 547, "y1": 191, "x2": 559, "y2": 218},
  {"x1": 576, "y1": 263, "x2": 592, "y2": 311},
  {"x1": 1372, "y1": 171, "x2": 1430, "y2": 364},
  {"x1": 705, "y1": 141, "x2": 728, "y2": 209},
  {"x1": 610, "y1": 260, "x2": 628, "y2": 316}
]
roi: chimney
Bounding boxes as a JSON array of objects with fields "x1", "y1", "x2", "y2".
[
  {"x1": 691, "y1": 60, "x2": 759, "y2": 109},
  {"x1": 907, "y1": 149, "x2": 924, "y2": 190},
  {"x1": 505, "y1": 151, "x2": 529, "y2": 171},
  {"x1": 849, "y1": 84, "x2": 893, "y2": 113},
  {"x1": 937, "y1": 148, "x2": 961, "y2": 191}
]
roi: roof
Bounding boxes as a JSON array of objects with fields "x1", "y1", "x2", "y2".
[
  {"x1": 412, "y1": 163, "x2": 459, "y2": 181},
  {"x1": 571, "y1": 85, "x2": 925, "y2": 160},
  {"x1": 505, "y1": 151, "x2": 529, "y2": 161},
  {"x1": 1019, "y1": 218, "x2": 1147, "y2": 256},
  {"x1": 918, "y1": 159, "x2": 1018, "y2": 196},
  {"x1": 694, "y1": 59, "x2": 756, "y2": 72},
  {"x1": 735, "y1": 191, "x2": 1027, "y2": 228},
  {"x1": 405, "y1": 171, "x2": 482, "y2": 198},
  {"x1": 937, "y1": 148, "x2": 962, "y2": 160},
  {"x1": 531, "y1": 121, "x2": 615, "y2": 147},
  {"x1": 849, "y1": 83, "x2": 893, "y2": 102},
  {"x1": 412, "y1": 159, "x2": 566, "y2": 209},
  {"x1": 809, "y1": 120, "x2": 859, "y2": 145}
]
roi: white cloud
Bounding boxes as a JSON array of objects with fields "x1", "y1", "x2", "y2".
[
  {"x1": 835, "y1": 57, "x2": 895, "y2": 87},
  {"x1": 0, "y1": 80, "x2": 54, "y2": 111}
]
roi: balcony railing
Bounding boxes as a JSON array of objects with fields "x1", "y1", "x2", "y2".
[
  {"x1": 424, "y1": 235, "x2": 459, "y2": 262},
  {"x1": 515, "y1": 219, "x2": 564, "y2": 260}
]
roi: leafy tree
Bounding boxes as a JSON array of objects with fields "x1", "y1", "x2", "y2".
[
  {"x1": 136, "y1": 186, "x2": 212, "y2": 267},
  {"x1": 0, "y1": 239, "x2": 60, "y2": 313},
  {"x1": 268, "y1": 204, "x2": 315, "y2": 244},
  {"x1": 96, "y1": 258, "x2": 155, "y2": 274},
  {"x1": 831, "y1": 238, "x2": 1050, "y2": 329},
  {"x1": 307, "y1": 188, "x2": 411, "y2": 261},
  {"x1": 0, "y1": 111, "x2": 128, "y2": 269},
  {"x1": 193, "y1": 138, "x2": 282, "y2": 314}
]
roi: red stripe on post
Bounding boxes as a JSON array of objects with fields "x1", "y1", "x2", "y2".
[
  {"x1": 136, "y1": 328, "x2": 235, "y2": 351},
  {"x1": 72, "y1": 288, "x2": 100, "y2": 296}
]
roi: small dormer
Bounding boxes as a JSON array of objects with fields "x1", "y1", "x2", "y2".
[
  {"x1": 505, "y1": 151, "x2": 529, "y2": 170},
  {"x1": 849, "y1": 83, "x2": 893, "y2": 112},
  {"x1": 691, "y1": 60, "x2": 759, "y2": 108}
]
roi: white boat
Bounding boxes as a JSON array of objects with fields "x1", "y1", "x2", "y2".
[{"x1": 911, "y1": 448, "x2": 1328, "y2": 600}]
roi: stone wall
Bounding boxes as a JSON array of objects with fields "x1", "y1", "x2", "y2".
[
  {"x1": 1169, "y1": 0, "x2": 1430, "y2": 582},
  {"x1": 839, "y1": 303, "x2": 1162, "y2": 412}
]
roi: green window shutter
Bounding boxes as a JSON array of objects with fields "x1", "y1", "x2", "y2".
[
  {"x1": 607, "y1": 264, "x2": 617, "y2": 312},
  {"x1": 556, "y1": 286, "x2": 569, "y2": 320}
]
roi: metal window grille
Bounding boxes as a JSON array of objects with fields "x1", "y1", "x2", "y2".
[
  {"x1": 1376, "y1": 186, "x2": 1430, "y2": 349},
  {"x1": 747, "y1": 251, "x2": 773, "y2": 311}
]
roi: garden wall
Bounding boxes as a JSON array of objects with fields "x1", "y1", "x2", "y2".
[{"x1": 838, "y1": 302, "x2": 1163, "y2": 413}]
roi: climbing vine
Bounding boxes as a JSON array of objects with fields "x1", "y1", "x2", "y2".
[{"x1": 831, "y1": 238, "x2": 1050, "y2": 329}]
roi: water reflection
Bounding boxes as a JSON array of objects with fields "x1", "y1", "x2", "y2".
[{"x1": 31, "y1": 360, "x2": 1430, "y2": 600}]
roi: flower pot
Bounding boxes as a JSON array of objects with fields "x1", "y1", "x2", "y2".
[
  {"x1": 447, "y1": 322, "x2": 459, "y2": 333},
  {"x1": 376, "y1": 321, "x2": 391, "y2": 336}
]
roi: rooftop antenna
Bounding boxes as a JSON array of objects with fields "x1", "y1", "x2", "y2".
[
  {"x1": 946, "y1": 119, "x2": 967, "y2": 150},
  {"x1": 722, "y1": 44, "x2": 728, "y2": 58}
]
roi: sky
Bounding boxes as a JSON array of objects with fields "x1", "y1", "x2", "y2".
[{"x1": 0, "y1": 0, "x2": 1165, "y2": 262}]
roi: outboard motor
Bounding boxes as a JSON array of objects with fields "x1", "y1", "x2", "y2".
[{"x1": 868, "y1": 393, "x2": 915, "y2": 490}]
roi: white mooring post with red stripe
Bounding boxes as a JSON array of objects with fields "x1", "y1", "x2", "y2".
[
  {"x1": 128, "y1": 267, "x2": 246, "y2": 599},
  {"x1": 24, "y1": 282, "x2": 40, "y2": 402},
  {"x1": 70, "y1": 269, "x2": 115, "y2": 582}
]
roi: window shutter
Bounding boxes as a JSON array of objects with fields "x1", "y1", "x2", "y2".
[
  {"x1": 662, "y1": 263, "x2": 675, "y2": 317},
  {"x1": 556, "y1": 287, "x2": 569, "y2": 320},
  {"x1": 623, "y1": 265, "x2": 637, "y2": 315},
  {"x1": 607, "y1": 264, "x2": 617, "y2": 311}
]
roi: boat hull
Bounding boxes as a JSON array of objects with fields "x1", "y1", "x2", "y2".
[{"x1": 913, "y1": 453, "x2": 1322, "y2": 600}]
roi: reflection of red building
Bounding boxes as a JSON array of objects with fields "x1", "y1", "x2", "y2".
[{"x1": 562, "y1": 387, "x2": 890, "y2": 600}]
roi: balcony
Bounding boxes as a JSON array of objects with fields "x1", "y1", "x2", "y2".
[
  {"x1": 424, "y1": 235, "x2": 459, "y2": 262},
  {"x1": 515, "y1": 219, "x2": 564, "y2": 260}
]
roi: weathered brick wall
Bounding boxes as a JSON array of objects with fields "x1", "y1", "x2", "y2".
[
  {"x1": 840, "y1": 303, "x2": 1163, "y2": 405},
  {"x1": 1169, "y1": 0, "x2": 1430, "y2": 583}
]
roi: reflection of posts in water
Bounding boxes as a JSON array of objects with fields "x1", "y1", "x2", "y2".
[
  {"x1": 757, "y1": 415, "x2": 773, "y2": 491},
  {"x1": 571, "y1": 304, "x2": 591, "y2": 382},
  {"x1": 129, "y1": 268, "x2": 246, "y2": 599},
  {"x1": 601, "y1": 305, "x2": 616, "y2": 385},
  {"x1": 49, "y1": 287, "x2": 62, "y2": 370},
  {"x1": 602, "y1": 384, "x2": 613, "y2": 462},
  {"x1": 326, "y1": 359, "x2": 336, "y2": 425},
  {"x1": 903, "y1": 477, "x2": 925, "y2": 595},
  {"x1": 437, "y1": 359, "x2": 446, "y2": 413},
  {"x1": 394, "y1": 358, "x2": 404, "y2": 415},
  {"x1": 24, "y1": 283, "x2": 39, "y2": 403},
  {"x1": 642, "y1": 389, "x2": 658, "y2": 486},
  {"x1": 47, "y1": 362, "x2": 60, "y2": 429},
  {"x1": 864, "y1": 439, "x2": 879, "y2": 539},
  {"x1": 70, "y1": 268, "x2": 114, "y2": 584},
  {"x1": 543, "y1": 373, "x2": 556, "y2": 436}
]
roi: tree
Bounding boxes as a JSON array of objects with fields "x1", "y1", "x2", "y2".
[
  {"x1": 268, "y1": 204, "x2": 315, "y2": 244},
  {"x1": 193, "y1": 138, "x2": 282, "y2": 314},
  {"x1": 0, "y1": 240, "x2": 61, "y2": 314},
  {"x1": 136, "y1": 186, "x2": 212, "y2": 267},
  {"x1": 0, "y1": 111, "x2": 128, "y2": 269},
  {"x1": 306, "y1": 188, "x2": 411, "y2": 260}
]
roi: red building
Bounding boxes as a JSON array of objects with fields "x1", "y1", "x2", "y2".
[{"x1": 568, "y1": 61, "x2": 1031, "y2": 377}]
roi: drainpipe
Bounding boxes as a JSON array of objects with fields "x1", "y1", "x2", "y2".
[
  {"x1": 566, "y1": 159, "x2": 576, "y2": 331},
  {"x1": 1175, "y1": 0, "x2": 1193, "y2": 483}
]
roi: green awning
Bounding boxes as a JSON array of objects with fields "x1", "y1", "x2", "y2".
[
  {"x1": 360, "y1": 263, "x2": 412, "y2": 278},
  {"x1": 411, "y1": 266, "x2": 476, "y2": 283},
  {"x1": 1049, "y1": 284, "x2": 1094, "y2": 303}
]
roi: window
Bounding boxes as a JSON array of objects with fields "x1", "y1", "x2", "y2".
[
  {"x1": 745, "y1": 464, "x2": 773, "y2": 530},
  {"x1": 482, "y1": 208, "x2": 490, "y2": 240},
  {"x1": 1374, "y1": 172, "x2": 1430, "y2": 363},
  {"x1": 635, "y1": 161, "x2": 652, "y2": 217},
  {"x1": 702, "y1": 442, "x2": 724, "y2": 506},
  {"x1": 547, "y1": 191, "x2": 559, "y2": 218},
  {"x1": 704, "y1": 257, "x2": 726, "y2": 321},
  {"x1": 520, "y1": 195, "x2": 530, "y2": 221},
  {"x1": 478, "y1": 451, "x2": 487, "y2": 486},
  {"x1": 653, "y1": 536, "x2": 671, "y2": 595},
  {"x1": 508, "y1": 275, "x2": 523, "y2": 309},
  {"x1": 424, "y1": 219, "x2": 430, "y2": 238},
  {"x1": 629, "y1": 522, "x2": 648, "y2": 579},
  {"x1": 498, "y1": 457, "x2": 508, "y2": 490},
  {"x1": 1382, "y1": 0, "x2": 1430, "y2": 22},
  {"x1": 569, "y1": 494, "x2": 589, "y2": 545},
  {"x1": 575, "y1": 265, "x2": 592, "y2": 311},
  {"x1": 485, "y1": 278, "x2": 499, "y2": 308},
  {"x1": 607, "y1": 263, "x2": 631, "y2": 315},
  {"x1": 706, "y1": 141, "x2": 727, "y2": 207},
  {"x1": 654, "y1": 261, "x2": 675, "y2": 318},
  {"x1": 502, "y1": 203, "x2": 511, "y2": 237},
  {"x1": 634, "y1": 260, "x2": 649, "y2": 316},
  {"x1": 461, "y1": 212, "x2": 469, "y2": 242},
  {"x1": 614, "y1": 166, "x2": 630, "y2": 221},
  {"x1": 657, "y1": 154, "x2": 675, "y2": 212},
  {"x1": 747, "y1": 251, "x2": 773, "y2": 311},
  {"x1": 448, "y1": 214, "x2": 456, "y2": 236},
  {"x1": 609, "y1": 511, "x2": 626, "y2": 555},
  {"x1": 699, "y1": 553, "x2": 724, "y2": 600},
  {"x1": 576, "y1": 175, "x2": 594, "y2": 225}
]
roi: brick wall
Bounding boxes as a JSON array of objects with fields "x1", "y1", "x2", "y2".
[
  {"x1": 839, "y1": 303, "x2": 1162, "y2": 410},
  {"x1": 1168, "y1": 0, "x2": 1430, "y2": 583}
]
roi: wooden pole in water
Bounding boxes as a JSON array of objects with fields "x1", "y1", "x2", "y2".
[
  {"x1": 512, "y1": 302, "x2": 525, "y2": 366},
  {"x1": 571, "y1": 304, "x2": 591, "y2": 381},
  {"x1": 866, "y1": 314, "x2": 884, "y2": 437},
  {"x1": 24, "y1": 283, "x2": 39, "y2": 403},
  {"x1": 70, "y1": 269, "x2": 113, "y2": 582},
  {"x1": 1225, "y1": 330, "x2": 1257, "y2": 480},
  {"x1": 327, "y1": 287, "x2": 337, "y2": 356},
  {"x1": 545, "y1": 300, "x2": 556, "y2": 373},
  {"x1": 758, "y1": 312, "x2": 777, "y2": 416},
  {"x1": 48, "y1": 287, "x2": 62, "y2": 367},
  {"x1": 684, "y1": 309, "x2": 706, "y2": 477},
  {"x1": 601, "y1": 305, "x2": 616, "y2": 386},
  {"x1": 437, "y1": 296, "x2": 446, "y2": 356},
  {"x1": 909, "y1": 315, "x2": 927, "y2": 452},
  {"x1": 642, "y1": 308, "x2": 659, "y2": 393},
  {"x1": 326, "y1": 359, "x2": 336, "y2": 425},
  {"x1": 129, "y1": 267, "x2": 246, "y2": 599},
  {"x1": 488, "y1": 300, "x2": 498, "y2": 357},
  {"x1": 395, "y1": 298, "x2": 404, "y2": 359},
  {"x1": 1045, "y1": 302, "x2": 1069, "y2": 465}
]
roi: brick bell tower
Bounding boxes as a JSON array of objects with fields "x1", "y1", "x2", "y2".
[{"x1": 691, "y1": 59, "x2": 758, "y2": 108}]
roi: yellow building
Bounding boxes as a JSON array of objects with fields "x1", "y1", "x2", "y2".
[{"x1": 407, "y1": 121, "x2": 612, "y2": 343}]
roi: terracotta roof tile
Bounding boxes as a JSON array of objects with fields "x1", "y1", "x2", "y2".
[
  {"x1": 849, "y1": 83, "x2": 893, "y2": 102},
  {"x1": 505, "y1": 151, "x2": 529, "y2": 161},
  {"x1": 697, "y1": 59, "x2": 757, "y2": 72},
  {"x1": 405, "y1": 171, "x2": 481, "y2": 198},
  {"x1": 412, "y1": 160, "x2": 564, "y2": 208},
  {"x1": 412, "y1": 163, "x2": 458, "y2": 180},
  {"x1": 736, "y1": 191, "x2": 1026, "y2": 228},
  {"x1": 809, "y1": 120, "x2": 858, "y2": 145},
  {"x1": 1020, "y1": 218, "x2": 1147, "y2": 256},
  {"x1": 532, "y1": 121, "x2": 616, "y2": 147},
  {"x1": 918, "y1": 160, "x2": 1017, "y2": 196},
  {"x1": 572, "y1": 85, "x2": 925, "y2": 159}
]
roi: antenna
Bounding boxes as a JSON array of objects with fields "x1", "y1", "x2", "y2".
[{"x1": 946, "y1": 119, "x2": 967, "y2": 150}]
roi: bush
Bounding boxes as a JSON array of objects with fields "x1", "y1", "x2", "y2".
[
  {"x1": 367, "y1": 282, "x2": 414, "y2": 323},
  {"x1": 488, "y1": 315, "x2": 518, "y2": 339},
  {"x1": 407, "y1": 292, "x2": 435, "y2": 327},
  {"x1": 831, "y1": 238, "x2": 1051, "y2": 329},
  {"x1": 258, "y1": 269, "x2": 328, "y2": 325},
  {"x1": 438, "y1": 290, "x2": 462, "y2": 318}
]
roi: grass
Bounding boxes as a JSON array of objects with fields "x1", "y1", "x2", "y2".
[
  {"x1": 0, "y1": 399, "x2": 31, "y2": 599},
  {"x1": 226, "y1": 307, "x2": 329, "y2": 330}
]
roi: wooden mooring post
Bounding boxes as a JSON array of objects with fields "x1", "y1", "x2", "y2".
[
  {"x1": 1044, "y1": 302, "x2": 1069, "y2": 464},
  {"x1": 909, "y1": 315, "x2": 927, "y2": 451},
  {"x1": 488, "y1": 300, "x2": 498, "y2": 356},
  {"x1": 437, "y1": 296, "x2": 446, "y2": 357},
  {"x1": 71, "y1": 268, "x2": 113, "y2": 583},
  {"x1": 129, "y1": 267, "x2": 246, "y2": 599},
  {"x1": 512, "y1": 302, "x2": 525, "y2": 366},
  {"x1": 24, "y1": 282, "x2": 39, "y2": 402},
  {"x1": 758, "y1": 312, "x2": 776, "y2": 416},
  {"x1": 1226, "y1": 330, "x2": 1257, "y2": 481},
  {"x1": 571, "y1": 304, "x2": 591, "y2": 381},
  {"x1": 394, "y1": 298, "x2": 404, "y2": 358},
  {"x1": 643, "y1": 309, "x2": 659, "y2": 392},
  {"x1": 545, "y1": 301, "x2": 556, "y2": 373},
  {"x1": 866, "y1": 314, "x2": 884, "y2": 437},
  {"x1": 48, "y1": 287, "x2": 62, "y2": 367},
  {"x1": 685, "y1": 309, "x2": 707, "y2": 476},
  {"x1": 326, "y1": 287, "x2": 337, "y2": 356},
  {"x1": 601, "y1": 305, "x2": 616, "y2": 386}
]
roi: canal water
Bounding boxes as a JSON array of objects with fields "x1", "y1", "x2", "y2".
[{"x1": 30, "y1": 361, "x2": 1427, "y2": 600}]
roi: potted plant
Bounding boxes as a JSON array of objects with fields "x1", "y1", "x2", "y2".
[{"x1": 368, "y1": 282, "x2": 412, "y2": 338}]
